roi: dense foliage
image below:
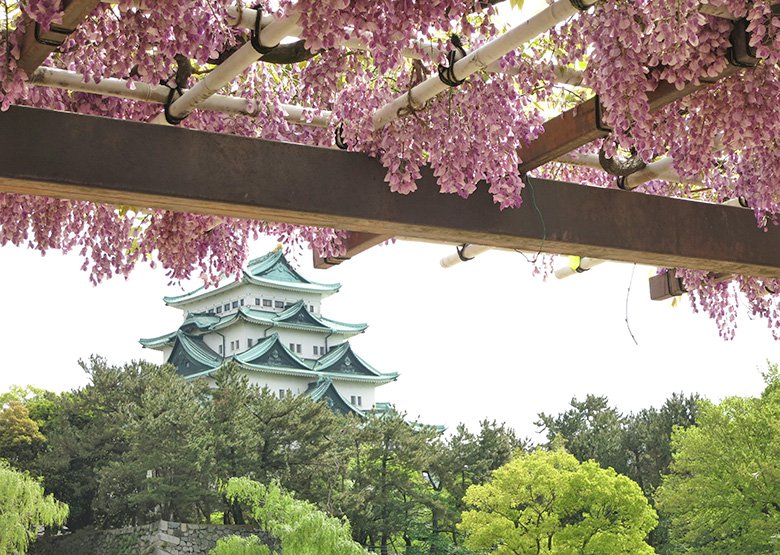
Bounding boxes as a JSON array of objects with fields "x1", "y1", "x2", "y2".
[
  {"x1": 0, "y1": 359, "x2": 528, "y2": 553},
  {"x1": 537, "y1": 393, "x2": 700, "y2": 552},
  {"x1": 459, "y1": 449, "x2": 658, "y2": 554},
  {"x1": 211, "y1": 535, "x2": 275, "y2": 555},
  {"x1": 1, "y1": 0, "x2": 780, "y2": 335},
  {"x1": 10, "y1": 358, "x2": 780, "y2": 554},
  {"x1": 0, "y1": 461, "x2": 68, "y2": 554},
  {"x1": 224, "y1": 478, "x2": 368, "y2": 555},
  {"x1": 655, "y1": 365, "x2": 780, "y2": 553}
]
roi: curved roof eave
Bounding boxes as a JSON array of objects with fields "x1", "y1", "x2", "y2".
[
  {"x1": 317, "y1": 371, "x2": 399, "y2": 384},
  {"x1": 139, "y1": 331, "x2": 177, "y2": 348}
]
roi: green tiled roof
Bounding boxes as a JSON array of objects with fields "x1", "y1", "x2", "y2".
[
  {"x1": 139, "y1": 331, "x2": 178, "y2": 348},
  {"x1": 163, "y1": 250, "x2": 340, "y2": 307},
  {"x1": 141, "y1": 304, "x2": 365, "y2": 349},
  {"x1": 166, "y1": 332, "x2": 222, "y2": 377},
  {"x1": 155, "y1": 329, "x2": 395, "y2": 385},
  {"x1": 314, "y1": 342, "x2": 398, "y2": 380},
  {"x1": 234, "y1": 333, "x2": 313, "y2": 372},
  {"x1": 305, "y1": 377, "x2": 364, "y2": 416}
]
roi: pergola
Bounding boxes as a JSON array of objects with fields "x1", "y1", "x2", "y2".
[{"x1": 1, "y1": 0, "x2": 778, "y2": 302}]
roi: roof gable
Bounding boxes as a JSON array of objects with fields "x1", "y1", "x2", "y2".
[
  {"x1": 163, "y1": 249, "x2": 340, "y2": 307},
  {"x1": 236, "y1": 333, "x2": 311, "y2": 371},
  {"x1": 314, "y1": 343, "x2": 383, "y2": 377},
  {"x1": 247, "y1": 251, "x2": 308, "y2": 284},
  {"x1": 306, "y1": 378, "x2": 363, "y2": 416},
  {"x1": 276, "y1": 301, "x2": 329, "y2": 329},
  {"x1": 168, "y1": 334, "x2": 221, "y2": 377}
]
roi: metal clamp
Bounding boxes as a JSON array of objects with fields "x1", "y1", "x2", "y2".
[
  {"x1": 250, "y1": 6, "x2": 278, "y2": 55},
  {"x1": 456, "y1": 244, "x2": 474, "y2": 262},
  {"x1": 594, "y1": 95, "x2": 612, "y2": 134}
]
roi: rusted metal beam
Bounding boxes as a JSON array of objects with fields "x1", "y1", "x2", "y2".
[
  {"x1": 312, "y1": 232, "x2": 390, "y2": 268},
  {"x1": 17, "y1": 0, "x2": 101, "y2": 77},
  {"x1": 2, "y1": 106, "x2": 780, "y2": 277}
]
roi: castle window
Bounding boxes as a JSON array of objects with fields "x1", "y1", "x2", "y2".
[
  {"x1": 296, "y1": 344, "x2": 301, "y2": 353},
  {"x1": 263, "y1": 299, "x2": 272, "y2": 308},
  {"x1": 247, "y1": 338, "x2": 253, "y2": 348},
  {"x1": 208, "y1": 308, "x2": 214, "y2": 314},
  {"x1": 278, "y1": 389, "x2": 286, "y2": 399},
  {"x1": 274, "y1": 300, "x2": 284, "y2": 309},
  {"x1": 255, "y1": 298, "x2": 261, "y2": 305},
  {"x1": 218, "y1": 344, "x2": 223, "y2": 355},
  {"x1": 232, "y1": 301, "x2": 238, "y2": 309},
  {"x1": 358, "y1": 396, "x2": 362, "y2": 406},
  {"x1": 313, "y1": 346, "x2": 318, "y2": 355},
  {"x1": 216, "y1": 306, "x2": 222, "y2": 314},
  {"x1": 351, "y1": 395, "x2": 356, "y2": 405},
  {"x1": 223, "y1": 303, "x2": 230, "y2": 311},
  {"x1": 309, "y1": 305, "x2": 314, "y2": 312},
  {"x1": 240, "y1": 299, "x2": 245, "y2": 306}
]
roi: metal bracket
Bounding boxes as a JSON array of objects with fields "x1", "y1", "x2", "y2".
[
  {"x1": 594, "y1": 96, "x2": 612, "y2": 134},
  {"x1": 649, "y1": 270, "x2": 687, "y2": 301},
  {"x1": 34, "y1": 22, "x2": 75, "y2": 48}
]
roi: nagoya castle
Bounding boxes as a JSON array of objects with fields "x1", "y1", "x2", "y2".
[{"x1": 140, "y1": 247, "x2": 397, "y2": 415}]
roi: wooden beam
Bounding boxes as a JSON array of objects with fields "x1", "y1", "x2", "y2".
[
  {"x1": 340, "y1": 57, "x2": 744, "y2": 266},
  {"x1": 18, "y1": 0, "x2": 101, "y2": 77},
  {"x1": 2, "y1": 106, "x2": 780, "y2": 277},
  {"x1": 312, "y1": 232, "x2": 391, "y2": 269},
  {"x1": 517, "y1": 65, "x2": 740, "y2": 173}
]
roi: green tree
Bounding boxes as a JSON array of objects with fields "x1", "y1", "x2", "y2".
[
  {"x1": 459, "y1": 449, "x2": 657, "y2": 554},
  {"x1": 537, "y1": 396, "x2": 627, "y2": 474},
  {"x1": 0, "y1": 461, "x2": 68, "y2": 554},
  {"x1": 426, "y1": 420, "x2": 526, "y2": 550},
  {"x1": 210, "y1": 535, "x2": 276, "y2": 555},
  {"x1": 337, "y1": 411, "x2": 439, "y2": 554},
  {"x1": 224, "y1": 477, "x2": 368, "y2": 555},
  {"x1": 655, "y1": 366, "x2": 780, "y2": 554},
  {"x1": 94, "y1": 363, "x2": 216, "y2": 525},
  {"x1": 0, "y1": 400, "x2": 45, "y2": 469},
  {"x1": 33, "y1": 357, "x2": 148, "y2": 527}
]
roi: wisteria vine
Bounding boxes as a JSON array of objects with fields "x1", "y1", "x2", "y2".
[{"x1": 1, "y1": 0, "x2": 780, "y2": 337}]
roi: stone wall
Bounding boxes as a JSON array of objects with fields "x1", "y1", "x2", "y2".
[{"x1": 30, "y1": 520, "x2": 274, "y2": 555}]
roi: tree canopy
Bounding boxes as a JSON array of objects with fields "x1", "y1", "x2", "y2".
[
  {"x1": 459, "y1": 449, "x2": 658, "y2": 554},
  {"x1": 655, "y1": 365, "x2": 780, "y2": 553},
  {"x1": 0, "y1": 461, "x2": 68, "y2": 555}
]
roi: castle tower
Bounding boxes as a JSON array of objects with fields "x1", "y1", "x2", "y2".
[{"x1": 140, "y1": 249, "x2": 397, "y2": 415}]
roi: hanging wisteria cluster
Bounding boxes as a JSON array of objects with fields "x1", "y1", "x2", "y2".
[{"x1": 1, "y1": 0, "x2": 780, "y2": 337}]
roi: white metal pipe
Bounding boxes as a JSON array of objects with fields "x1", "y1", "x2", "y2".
[
  {"x1": 151, "y1": 12, "x2": 301, "y2": 124},
  {"x1": 30, "y1": 67, "x2": 331, "y2": 127},
  {"x1": 621, "y1": 157, "x2": 691, "y2": 189},
  {"x1": 556, "y1": 152, "x2": 699, "y2": 189},
  {"x1": 485, "y1": 62, "x2": 585, "y2": 86},
  {"x1": 372, "y1": 0, "x2": 595, "y2": 130},
  {"x1": 554, "y1": 257, "x2": 604, "y2": 279},
  {"x1": 440, "y1": 244, "x2": 491, "y2": 268}
]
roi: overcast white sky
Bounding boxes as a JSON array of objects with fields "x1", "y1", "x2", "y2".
[{"x1": 0, "y1": 237, "x2": 775, "y2": 441}]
